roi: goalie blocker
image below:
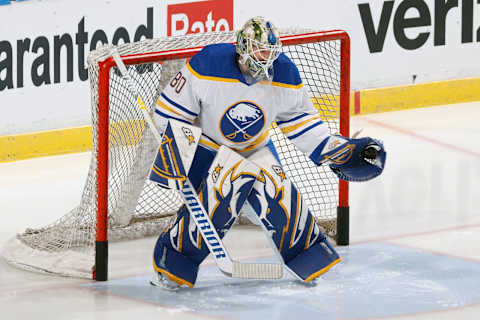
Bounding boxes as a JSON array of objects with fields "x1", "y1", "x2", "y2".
[{"x1": 149, "y1": 120, "x2": 341, "y2": 287}]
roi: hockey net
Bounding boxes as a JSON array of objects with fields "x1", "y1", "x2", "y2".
[{"x1": 2, "y1": 29, "x2": 350, "y2": 279}]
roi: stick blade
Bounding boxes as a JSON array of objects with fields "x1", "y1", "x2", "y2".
[{"x1": 232, "y1": 262, "x2": 283, "y2": 279}]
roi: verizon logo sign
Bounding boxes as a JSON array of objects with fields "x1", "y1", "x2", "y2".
[
  {"x1": 358, "y1": 0, "x2": 479, "y2": 53},
  {"x1": 167, "y1": 0, "x2": 233, "y2": 36}
]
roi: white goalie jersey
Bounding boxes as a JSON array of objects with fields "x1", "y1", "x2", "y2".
[{"x1": 153, "y1": 43, "x2": 330, "y2": 157}]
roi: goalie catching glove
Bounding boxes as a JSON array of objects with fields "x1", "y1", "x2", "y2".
[{"x1": 310, "y1": 135, "x2": 386, "y2": 182}]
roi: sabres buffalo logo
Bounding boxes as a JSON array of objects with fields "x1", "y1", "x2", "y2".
[{"x1": 220, "y1": 101, "x2": 265, "y2": 144}]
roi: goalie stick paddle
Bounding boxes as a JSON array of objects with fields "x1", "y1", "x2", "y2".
[{"x1": 110, "y1": 50, "x2": 283, "y2": 280}]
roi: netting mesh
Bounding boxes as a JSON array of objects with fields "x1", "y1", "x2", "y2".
[{"x1": 2, "y1": 29, "x2": 345, "y2": 278}]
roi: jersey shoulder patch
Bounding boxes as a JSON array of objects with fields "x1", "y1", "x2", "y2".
[
  {"x1": 272, "y1": 53, "x2": 302, "y2": 87},
  {"x1": 188, "y1": 44, "x2": 243, "y2": 81}
]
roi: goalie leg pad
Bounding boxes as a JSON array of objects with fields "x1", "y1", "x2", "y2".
[
  {"x1": 286, "y1": 238, "x2": 341, "y2": 282},
  {"x1": 153, "y1": 146, "x2": 258, "y2": 286},
  {"x1": 153, "y1": 238, "x2": 199, "y2": 288},
  {"x1": 247, "y1": 144, "x2": 341, "y2": 281},
  {"x1": 152, "y1": 144, "x2": 215, "y2": 287}
]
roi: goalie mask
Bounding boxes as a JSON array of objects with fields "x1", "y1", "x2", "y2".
[{"x1": 236, "y1": 17, "x2": 282, "y2": 82}]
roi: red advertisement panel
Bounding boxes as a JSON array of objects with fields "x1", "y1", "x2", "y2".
[{"x1": 167, "y1": 0, "x2": 234, "y2": 36}]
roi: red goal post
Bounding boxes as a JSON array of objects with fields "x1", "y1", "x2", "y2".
[{"x1": 93, "y1": 30, "x2": 350, "y2": 280}]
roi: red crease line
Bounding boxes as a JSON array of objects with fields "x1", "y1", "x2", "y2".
[{"x1": 362, "y1": 117, "x2": 480, "y2": 158}]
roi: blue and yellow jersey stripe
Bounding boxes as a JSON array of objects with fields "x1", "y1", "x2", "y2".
[
  {"x1": 160, "y1": 93, "x2": 198, "y2": 118},
  {"x1": 187, "y1": 62, "x2": 241, "y2": 84},
  {"x1": 277, "y1": 114, "x2": 323, "y2": 140},
  {"x1": 156, "y1": 93, "x2": 197, "y2": 124},
  {"x1": 154, "y1": 109, "x2": 192, "y2": 125},
  {"x1": 187, "y1": 43, "x2": 304, "y2": 88}
]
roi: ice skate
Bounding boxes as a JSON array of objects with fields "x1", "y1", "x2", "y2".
[{"x1": 150, "y1": 272, "x2": 181, "y2": 291}]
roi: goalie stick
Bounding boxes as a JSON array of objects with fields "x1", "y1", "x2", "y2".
[{"x1": 111, "y1": 50, "x2": 283, "y2": 280}]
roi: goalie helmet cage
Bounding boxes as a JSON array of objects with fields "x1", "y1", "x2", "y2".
[{"x1": 2, "y1": 29, "x2": 350, "y2": 281}]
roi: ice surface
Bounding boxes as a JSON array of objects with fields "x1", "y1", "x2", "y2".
[
  {"x1": 1, "y1": 102, "x2": 480, "y2": 319},
  {"x1": 87, "y1": 243, "x2": 480, "y2": 320}
]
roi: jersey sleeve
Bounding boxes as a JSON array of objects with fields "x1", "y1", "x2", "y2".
[
  {"x1": 153, "y1": 63, "x2": 200, "y2": 132},
  {"x1": 275, "y1": 86, "x2": 331, "y2": 159}
]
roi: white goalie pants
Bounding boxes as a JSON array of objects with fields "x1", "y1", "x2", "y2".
[{"x1": 152, "y1": 141, "x2": 341, "y2": 287}]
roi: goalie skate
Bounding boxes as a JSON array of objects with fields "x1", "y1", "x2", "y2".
[{"x1": 150, "y1": 272, "x2": 181, "y2": 291}]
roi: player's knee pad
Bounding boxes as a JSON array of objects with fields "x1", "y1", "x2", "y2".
[{"x1": 247, "y1": 145, "x2": 341, "y2": 281}]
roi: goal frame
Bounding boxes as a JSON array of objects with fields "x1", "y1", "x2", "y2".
[{"x1": 93, "y1": 30, "x2": 351, "y2": 281}]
